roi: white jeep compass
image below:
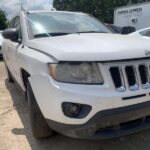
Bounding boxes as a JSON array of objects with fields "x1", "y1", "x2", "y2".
[{"x1": 2, "y1": 10, "x2": 150, "y2": 139}]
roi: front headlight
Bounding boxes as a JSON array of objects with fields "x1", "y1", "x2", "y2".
[{"x1": 48, "y1": 62, "x2": 103, "y2": 84}]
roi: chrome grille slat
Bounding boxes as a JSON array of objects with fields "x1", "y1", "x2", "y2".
[
  {"x1": 122, "y1": 66, "x2": 129, "y2": 90},
  {"x1": 117, "y1": 68, "x2": 126, "y2": 92},
  {"x1": 130, "y1": 66, "x2": 139, "y2": 91},
  {"x1": 109, "y1": 62, "x2": 150, "y2": 92},
  {"x1": 136, "y1": 64, "x2": 143, "y2": 88}
]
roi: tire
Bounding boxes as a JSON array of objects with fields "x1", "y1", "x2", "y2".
[
  {"x1": 27, "y1": 82, "x2": 53, "y2": 139},
  {"x1": 5, "y1": 65, "x2": 14, "y2": 83}
]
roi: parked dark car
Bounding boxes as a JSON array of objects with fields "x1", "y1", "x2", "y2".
[{"x1": 106, "y1": 24, "x2": 136, "y2": 34}]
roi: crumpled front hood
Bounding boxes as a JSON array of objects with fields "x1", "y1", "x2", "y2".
[{"x1": 26, "y1": 33, "x2": 150, "y2": 61}]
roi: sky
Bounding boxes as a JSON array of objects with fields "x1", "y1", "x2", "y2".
[{"x1": 0, "y1": 0, "x2": 53, "y2": 19}]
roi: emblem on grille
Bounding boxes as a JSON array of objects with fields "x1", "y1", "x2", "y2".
[{"x1": 145, "y1": 50, "x2": 150, "y2": 56}]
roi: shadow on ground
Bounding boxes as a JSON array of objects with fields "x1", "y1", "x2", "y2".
[
  {"x1": 0, "y1": 57, "x2": 3, "y2": 62},
  {"x1": 5, "y1": 79, "x2": 150, "y2": 150}
]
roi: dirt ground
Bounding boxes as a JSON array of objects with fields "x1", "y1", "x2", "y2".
[{"x1": 1, "y1": 60, "x2": 150, "y2": 150}]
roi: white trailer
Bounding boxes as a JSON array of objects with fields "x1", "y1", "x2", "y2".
[{"x1": 114, "y1": 2, "x2": 150, "y2": 30}]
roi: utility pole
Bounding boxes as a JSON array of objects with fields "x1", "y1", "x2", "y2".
[{"x1": 20, "y1": 0, "x2": 24, "y2": 10}]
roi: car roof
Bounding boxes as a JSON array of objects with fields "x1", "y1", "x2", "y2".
[{"x1": 27, "y1": 10, "x2": 86, "y2": 15}]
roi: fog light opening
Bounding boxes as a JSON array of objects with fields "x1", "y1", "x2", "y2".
[{"x1": 63, "y1": 103, "x2": 81, "y2": 118}]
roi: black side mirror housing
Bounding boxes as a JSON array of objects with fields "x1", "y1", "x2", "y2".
[
  {"x1": 2, "y1": 28, "x2": 18, "y2": 42},
  {"x1": 121, "y1": 26, "x2": 136, "y2": 34}
]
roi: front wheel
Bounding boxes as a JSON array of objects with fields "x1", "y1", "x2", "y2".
[{"x1": 27, "y1": 82, "x2": 53, "y2": 139}]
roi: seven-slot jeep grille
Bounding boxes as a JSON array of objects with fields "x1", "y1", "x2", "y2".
[{"x1": 110, "y1": 62, "x2": 150, "y2": 92}]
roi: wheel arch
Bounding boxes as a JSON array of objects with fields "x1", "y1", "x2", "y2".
[{"x1": 21, "y1": 68, "x2": 31, "y2": 91}]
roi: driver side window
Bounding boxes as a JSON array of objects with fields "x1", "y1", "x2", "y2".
[
  {"x1": 14, "y1": 17, "x2": 22, "y2": 41},
  {"x1": 9, "y1": 16, "x2": 22, "y2": 41}
]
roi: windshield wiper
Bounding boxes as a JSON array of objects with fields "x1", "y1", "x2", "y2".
[
  {"x1": 75, "y1": 31, "x2": 107, "y2": 33},
  {"x1": 34, "y1": 32, "x2": 72, "y2": 38}
]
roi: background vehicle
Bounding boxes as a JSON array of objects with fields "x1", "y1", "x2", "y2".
[
  {"x1": 129, "y1": 27, "x2": 150, "y2": 38},
  {"x1": 0, "y1": 30, "x2": 3, "y2": 57},
  {"x1": 114, "y1": 2, "x2": 150, "y2": 31},
  {"x1": 106, "y1": 24, "x2": 136, "y2": 34}
]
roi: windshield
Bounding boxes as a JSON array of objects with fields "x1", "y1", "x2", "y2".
[{"x1": 27, "y1": 12, "x2": 112, "y2": 38}]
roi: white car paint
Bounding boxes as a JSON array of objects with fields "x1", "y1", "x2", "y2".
[
  {"x1": 130, "y1": 27, "x2": 150, "y2": 39},
  {"x1": 2, "y1": 11, "x2": 150, "y2": 130}
]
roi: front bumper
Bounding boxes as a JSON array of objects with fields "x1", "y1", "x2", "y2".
[
  {"x1": 29, "y1": 74, "x2": 150, "y2": 139},
  {"x1": 29, "y1": 75, "x2": 150, "y2": 124},
  {"x1": 47, "y1": 101, "x2": 150, "y2": 139}
]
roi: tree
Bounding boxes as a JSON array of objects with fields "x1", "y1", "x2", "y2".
[
  {"x1": 0, "y1": 9, "x2": 7, "y2": 30},
  {"x1": 53, "y1": 0, "x2": 150, "y2": 23}
]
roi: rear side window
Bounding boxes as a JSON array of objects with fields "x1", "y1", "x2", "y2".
[
  {"x1": 9, "y1": 18, "x2": 16, "y2": 28},
  {"x1": 9, "y1": 16, "x2": 21, "y2": 28},
  {"x1": 14, "y1": 17, "x2": 20, "y2": 28}
]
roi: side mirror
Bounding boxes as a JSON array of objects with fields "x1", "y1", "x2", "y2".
[{"x1": 2, "y1": 28, "x2": 18, "y2": 42}]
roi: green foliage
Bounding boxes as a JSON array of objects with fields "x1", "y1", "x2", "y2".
[
  {"x1": 53, "y1": 0, "x2": 150, "y2": 23},
  {"x1": 0, "y1": 9, "x2": 7, "y2": 30}
]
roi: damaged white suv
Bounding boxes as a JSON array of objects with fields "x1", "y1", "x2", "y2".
[{"x1": 2, "y1": 10, "x2": 150, "y2": 139}]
